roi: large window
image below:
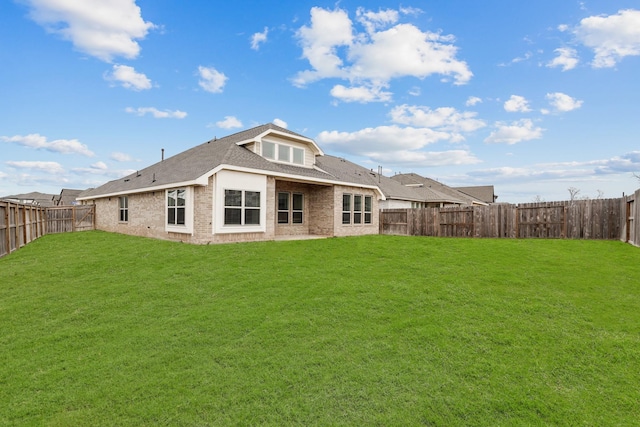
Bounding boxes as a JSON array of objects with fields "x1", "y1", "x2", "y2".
[
  {"x1": 225, "y1": 190, "x2": 261, "y2": 226},
  {"x1": 261, "y1": 140, "x2": 305, "y2": 166},
  {"x1": 354, "y1": 195, "x2": 362, "y2": 224},
  {"x1": 343, "y1": 193, "x2": 373, "y2": 225},
  {"x1": 167, "y1": 189, "x2": 186, "y2": 226},
  {"x1": 364, "y1": 196, "x2": 372, "y2": 224},
  {"x1": 342, "y1": 194, "x2": 351, "y2": 224},
  {"x1": 278, "y1": 192, "x2": 303, "y2": 224},
  {"x1": 119, "y1": 196, "x2": 128, "y2": 222}
]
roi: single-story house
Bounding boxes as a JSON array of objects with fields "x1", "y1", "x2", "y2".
[
  {"x1": 78, "y1": 124, "x2": 386, "y2": 244},
  {"x1": 78, "y1": 124, "x2": 495, "y2": 244}
]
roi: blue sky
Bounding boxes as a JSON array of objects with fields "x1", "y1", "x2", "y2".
[{"x1": 2, "y1": 0, "x2": 640, "y2": 203}]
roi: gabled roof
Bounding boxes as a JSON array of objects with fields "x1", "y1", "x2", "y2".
[
  {"x1": 391, "y1": 173, "x2": 488, "y2": 206},
  {"x1": 454, "y1": 186, "x2": 496, "y2": 204},
  {"x1": 53, "y1": 188, "x2": 83, "y2": 205},
  {"x1": 314, "y1": 156, "x2": 465, "y2": 204},
  {"x1": 79, "y1": 124, "x2": 380, "y2": 200},
  {"x1": 3, "y1": 191, "x2": 57, "y2": 207}
]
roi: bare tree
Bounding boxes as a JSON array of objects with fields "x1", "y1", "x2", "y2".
[
  {"x1": 532, "y1": 195, "x2": 544, "y2": 203},
  {"x1": 568, "y1": 187, "x2": 580, "y2": 201},
  {"x1": 596, "y1": 189, "x2": 605, "y2": 199}
]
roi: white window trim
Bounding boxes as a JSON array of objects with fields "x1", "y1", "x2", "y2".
[
  {"x1": 277, "y1": 192, "x2": 304, "y2": 225},
  {"x1": 118, "y1": 196, "x2": 129, "y2": 223},
  {"x1": 214, "y1": 170, "x2": 266, "y2": 234},
  {"x1": 224, "y1": 189, "x2": 261, "y2": 227},
  {"x1": 343, "y1": 193, "x2": 373, "y2": 226},
  {"x1": 165, "y1": 187, "x2": 194, "y2": 234},
  {"x1": 261, "y1": 140, "x2": 305, "y2": 166}
]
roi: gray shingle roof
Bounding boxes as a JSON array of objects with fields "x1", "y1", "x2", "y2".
[
  {"x1": 391, "y1": 173, "x2": 486, "y2": 205},
  {"x1": 79, "y1": 124, "x2": 376, "y2": 199},
  {"x1": 78, "y1": 124, "x2": 486, "y2": 205},
  {"x1": 454, "y1": 186, "x2": 496, "y2": 203}
]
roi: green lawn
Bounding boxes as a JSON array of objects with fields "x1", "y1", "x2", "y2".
[{"x1": 1, "y1": 231, "x2": 639, "y2": 426}]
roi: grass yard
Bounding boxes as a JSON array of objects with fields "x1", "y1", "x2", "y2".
[{"x1": 1, "y1": 231, "x2": 639, "y2": 426}]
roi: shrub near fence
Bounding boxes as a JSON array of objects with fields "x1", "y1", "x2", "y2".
[
  {"x1": 0, "y1": 201, "x2": 95, "y2": 258},
  {"x1": 380, "y1": 198, "x2": 626, "y2": 240}
]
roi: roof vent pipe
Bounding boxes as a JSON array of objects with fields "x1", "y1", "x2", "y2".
[{"x1": 161, "y1": 148, "x2": 165, "y2": 161}]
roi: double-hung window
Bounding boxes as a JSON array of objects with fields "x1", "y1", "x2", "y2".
[
  {"x1": 353, "y1": 195, "x2": 362, "y2": 224},
  {"x1": 342, "y1": 194, "x2": 352, "y2": 224},
  {"x1": 364, "y1": 196, "x2": 372, "y2": 224},
  {"x1": 343, "y1": 193, "x2": 373, "y2": 225},
  {"x1": 119, "y1": 196, "x2": 128, "y2": 222},
  {"x1": 225, "y1": 190, "x2": 261, "y2": 226},
  {"x1": 278, "y1": 192, "x2": 303, "y2": 224},
  {"x1": 167, "y1": 189, "x2": 186, "y2": 226}
]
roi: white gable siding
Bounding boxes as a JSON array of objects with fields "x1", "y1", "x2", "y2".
[
  {"x1": 213, "y1": 170, "x2": 267, "y2": 234},
  {"x1": 261, "y1": 136, "x2": 313, "y2": 168}
]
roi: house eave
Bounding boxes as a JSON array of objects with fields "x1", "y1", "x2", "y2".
[
  {"x1": 76, "y1": 178, "x2": 206, "y2": 201},
  {"x1": 78, "y1": 164, "x2": 386, "y2": 201},
  {"x1": 210, "y1": 164, "x2": 385, "y2": 199}
]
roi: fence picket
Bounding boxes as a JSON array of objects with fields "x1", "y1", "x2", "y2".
[
  {"x1": 0, "y1": 202, "x2": 95, "y2": 258},
  {"x1": 380, "y1": 197, "x2": 628, "y2": 241}
]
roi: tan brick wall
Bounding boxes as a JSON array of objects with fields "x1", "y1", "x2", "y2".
[
  {"x1": 308, "y1": 185, "x2": 334, "y2": 236},
  {"x1": 87, "y1": 177, "x2": 379, "y2": 244},
  {"x1": 333, "y1": 185, "x2": 379, "y2": 237}
]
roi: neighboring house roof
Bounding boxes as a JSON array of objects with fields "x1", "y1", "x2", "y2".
[
  {"x1": 53, "y1": 188, "x2": 84, "y2": 205},
  {"x1": 391, "y1": 173, "x2": 488, "y2": 206},
  {"x1": 78, "y1": 124, "x2": 383, "y2": 200},
  {"x1": 314, "y1": 156, "x2": 465, "y2": 205},
  {"x1": 455, "y1": 186, "x2": 497, "y2": 204},
  {"x1": 3, "y1": 191, "x2": 57, "y2": 207}
]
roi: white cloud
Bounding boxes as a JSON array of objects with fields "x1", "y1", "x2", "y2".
[
  {"x1": 547, "y1": 47, "x2": 579, "y2": 71},
  {"x1": 390, "y1": 105, "x2": 486, "y2": 133},
  {"x1": 465, "y1": 96, "x2": 482, "y2": 106},
  {"x1": 125, "y1": 107, "x2": 187, "y2": 119},
  {"x1": 408, "y1": 86, "x2": 421, "y2": 96},
  {"x1": 317, "y1": 125, "x2": 450, "y2": 155},
  {"x1": 293, "y1": 7, "x2": 472, "y2": 101},
  {"x1": 330, "y1": 84, "x2": 392, "y2": 103},
  {"x1": 23, "y1": 0, "x2": 155, "y2": 62},
  {"x1": 110, "y1": 152, "x2": 133, "y2": 162},
  {"x1": 197, "y1": 66, "x2": 228, "y2": 93},
  {"x1": 574, "y1": 9, "x2": 640, "y2": 68},
  {"x1": 216, "y1": 116, "x2": 243, "y2": 129},
  {"x1": 251, "y1": 27, "x2": 269, "y2": 50},
  {"x1": 484, "y1": 119, "x2": 544, "y2": 144},
  {"x1": 317, "y1": 125, "x2": 480, "y2": 166},
  {"x1": 1, "y1": 133, "x2": 94, "y2": 156},
  {"x1": 469, "y1": 151, "x2": 640, "y2": 183},
  {"x1": 356, "y1": 7, "x2": 399, "y2": 34},
  {"x1": 367, "y1": 149, "x2": 480, "y2": 166},
  {"x1": 504, "y1": 95, "x2": 532, "y2": 113},
  {"x1": 72, "y1": 161, "x2": 110, "y2": 174},
  {"x1": 272, "y1": 118, "x2": 288, "y2": 128},
  {"x1": 545, "y1": 92, "x2": 583, "y2": 113},
  {"x1": 105, "y1": 64, "x2": 152, "y2": 90},
  {"x1": 6, "y1": 160, "x2": 65, "y2": 174},
  {"x1": 293, "y1": 7, "x2": 353, "y2": 85}
]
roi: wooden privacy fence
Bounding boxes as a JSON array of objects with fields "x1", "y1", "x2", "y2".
[
  {"x1": 380, "y1": 198, "x2": 627, "y2": 240},
  {"x1": 0, "y1": 201, "x2": 95, "y2": 258}
]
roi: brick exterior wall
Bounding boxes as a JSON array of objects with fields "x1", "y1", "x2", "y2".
[
  {"x1": 333, "y1": 185, "x2": 379, "y2": 237},
  {"x1": 86, "y1": 175, "x2": 379, "y2": 244}
]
